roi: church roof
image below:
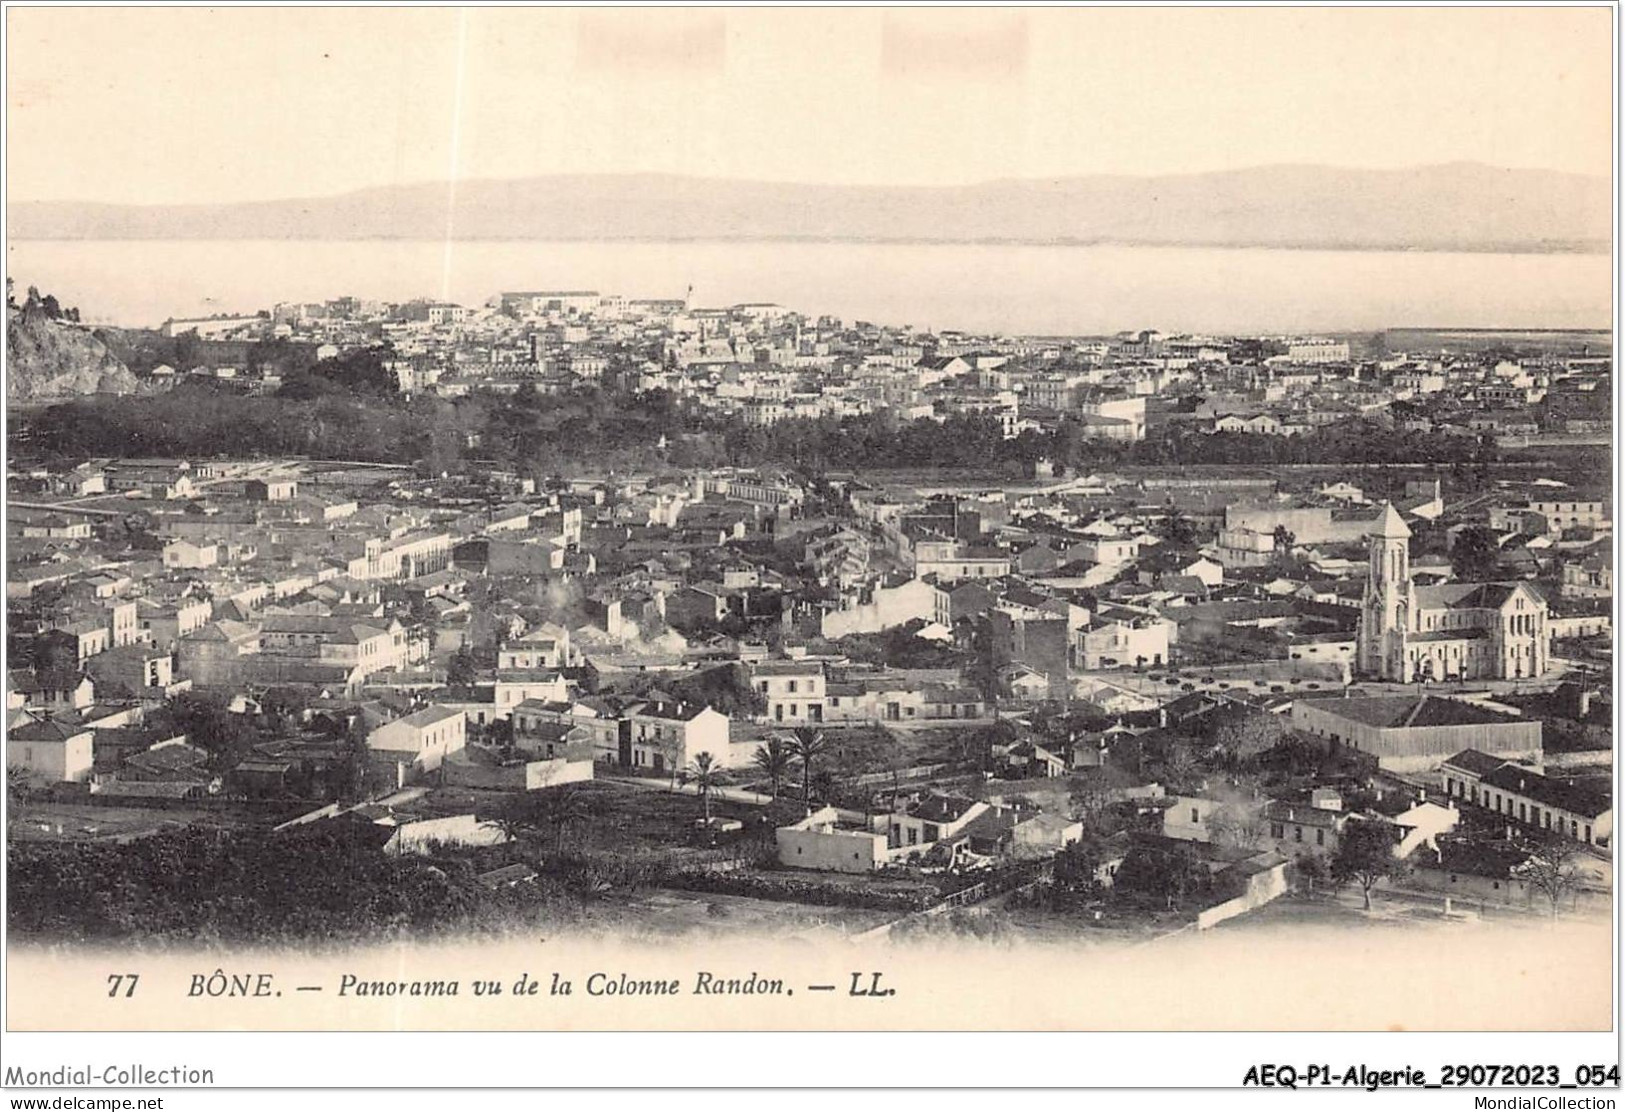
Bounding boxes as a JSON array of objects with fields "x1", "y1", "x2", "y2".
[
  {"x1": 1414, "y1": 581, "x2": 1542, "y2": 612},
  {"x1": 1371, "y1": 501, "x2": 1411, "y2": 540}
]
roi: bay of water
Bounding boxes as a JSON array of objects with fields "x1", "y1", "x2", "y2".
[{"x1": 4, "y1": 238, "x2": 1612, "y2": 336}]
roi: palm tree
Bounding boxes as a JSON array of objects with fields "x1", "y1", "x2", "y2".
[
  {"x1": 482, "y1": 788, "x2": 550, "y2": 847},
  {"x1": 784, "y1": 727, "x2": 830, "y2": 812},
  {"x1": 687, "y1": 752, "x2": 726, "y2": 825},
  {"x1": 752, "y1": 736, "x2": 792, "y2": 798},
  {"x1": 483, "y1": 810, "x2": 531, "y2": 846}
]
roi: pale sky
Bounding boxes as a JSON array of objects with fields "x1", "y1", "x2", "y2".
[{"x1": 7, "y1": 7, "x2": 1613, "y2": 205}]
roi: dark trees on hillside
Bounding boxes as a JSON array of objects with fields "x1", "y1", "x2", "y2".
[
  {"x1": 1451, "y1": 525, "x2": 1502, "y2": 581},
  {"x1": 277, "y1": 345, "x2": 397, "y2": 398},
  {"x1": 16, "y1": 378, "x2": 1498, "y2": 481}
]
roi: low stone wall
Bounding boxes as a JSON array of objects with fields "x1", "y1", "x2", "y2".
[
  {"x1": 1196, "y1": 859, "x2": 1289, "y2": 930},
  {"x1": 443, "y1": 754, "x2": 593, "y2": 791}
]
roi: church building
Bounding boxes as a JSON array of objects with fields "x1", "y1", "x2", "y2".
[{"x1": 1357, "y1": 503, "x2": 1549, "y2": 683}]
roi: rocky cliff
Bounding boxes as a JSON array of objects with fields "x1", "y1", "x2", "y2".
[{"x1": 7, "y1": 305, "x2": 139, "y2": 401}]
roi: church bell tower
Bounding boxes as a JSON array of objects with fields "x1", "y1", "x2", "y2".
[{"x1": 1358, "y1": 502, "x2": 1413, "y2": 680}]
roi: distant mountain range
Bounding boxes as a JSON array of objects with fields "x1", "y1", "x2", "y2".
[{"x1": 10, "y1": 163, "x2": 1610, "y2": 253}]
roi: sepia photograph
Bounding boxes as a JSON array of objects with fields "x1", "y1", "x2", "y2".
[{"x1": 1, "y1": 2, "x2": 1619, "y2": 1095}]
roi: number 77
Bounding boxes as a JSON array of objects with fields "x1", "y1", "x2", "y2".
[{"x1": 106, "y1": 974, "x2": 139, "y2": 998}]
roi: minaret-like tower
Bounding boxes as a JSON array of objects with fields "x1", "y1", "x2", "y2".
[{"x1": 1358, "y1": 502, "x2": 1414, "y2": 680}]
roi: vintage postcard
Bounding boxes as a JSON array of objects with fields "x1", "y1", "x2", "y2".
[{"x1": 2, "y1": 3, "x2": 1618, "y2": 1094}]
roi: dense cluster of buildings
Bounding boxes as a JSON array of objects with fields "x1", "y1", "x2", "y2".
[
  {"x1": 144, "y1": 292, "x2": 1610, "y2": 448},
  {"x1": 7, "y1": 295, "x2": 1614, "y2": 926}
]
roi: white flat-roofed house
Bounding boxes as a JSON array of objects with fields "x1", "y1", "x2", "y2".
[
  {"x1": 777, "y1": 806, "x2": 889, "y2": 874},
  {"x1": 751, "y1": 660, "x2": 826, "y2": 725},
  {"x1": 491, "y1": 670, "x2": 572, "y2": 711},
  {"x1": 367, "y1": 705, "x2": 468, "y2": 790},
  {"x1": 613, "y1": 700, "x2": 732, "y2": 773},
  {"x1": 496, "y1": 623, "x2": 573, "y2": 670},
  {"x1": 162, "y1": 539, "x2": 220, "y2": 569}
]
